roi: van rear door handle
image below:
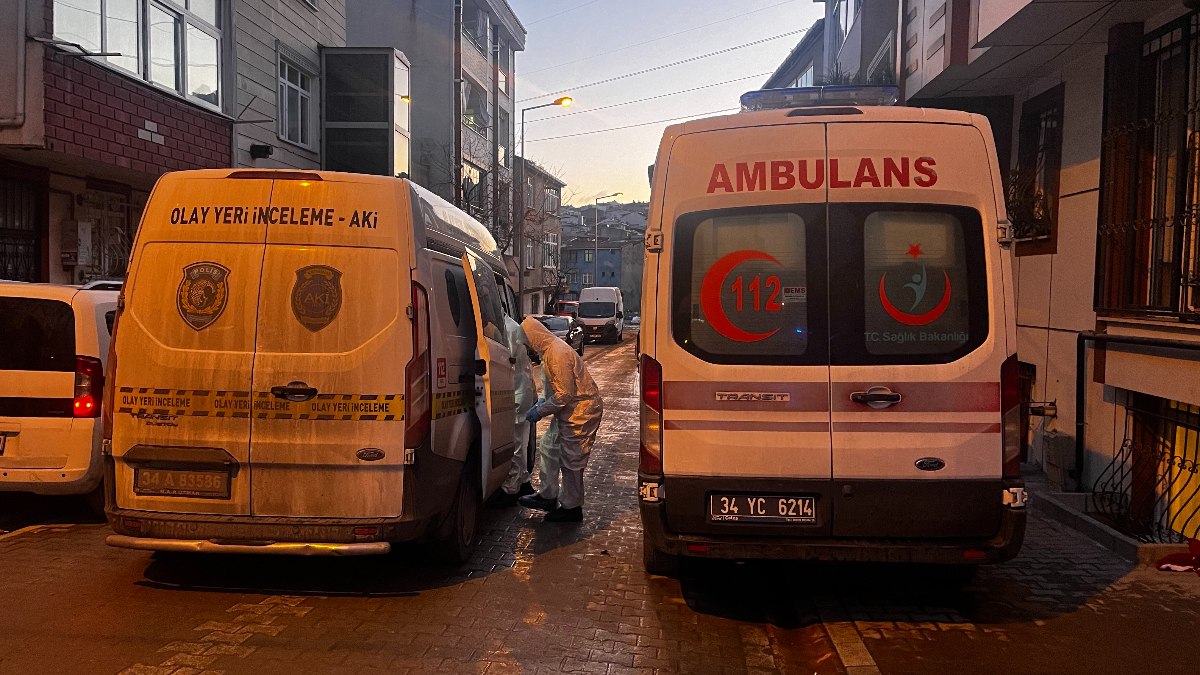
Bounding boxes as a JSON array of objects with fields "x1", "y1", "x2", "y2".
[
  {"x1": 850, "y1": 387, "x2": 902, "y2": 408},
  {"x1": 271, "y1": 382, "x2": 319, "y2": 402}
]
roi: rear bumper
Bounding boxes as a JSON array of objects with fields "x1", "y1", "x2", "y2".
[
  {"x1": 105, "y1": 534, "x2": 389, "y2": 556},
  {"x1": 639, "y1": 475, "x2": 1027, "y2": 564},
  {"x1": 0, "y1": 459, "x2": 102, "y2": 495}
]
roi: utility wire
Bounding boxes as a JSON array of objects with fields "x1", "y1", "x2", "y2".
[
  {"x1": 517, "y1": 28, "x2": 805, "y2": 103},
  {"x1": 522, "y1": 0, "x2": 798, "y2": 76},
  {"x1": 525, "y1": 0, "x2": 604, "y2": 27},
  {"x1": 526, "y1": 72, "x2": 773, "y2": 123},
  {"x1": 526, "y1": 108, "x2": 740, "y2": 142}
]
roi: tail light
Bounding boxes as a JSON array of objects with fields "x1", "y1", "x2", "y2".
[
  {"x1": 102, "y1": 300, "x2": 123, "y2": 439},
  {"x1": 1000, "y1": 353, "x2": 1021, "y2": 479},
  {"x1": 74, "y1": 356, "x2": 104, "y2": 418},
  {"x1": 639, "y1": 355, "x2": 663, "y2": 475},
  {"x1": 404, "y1": 283, "x2": 432, "y2": 450}
]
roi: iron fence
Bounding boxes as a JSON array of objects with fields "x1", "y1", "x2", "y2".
[{"x1": 1091, "y1": 395, "x2": 1200, "y2": 543}]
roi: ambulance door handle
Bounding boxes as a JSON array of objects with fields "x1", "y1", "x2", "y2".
[
  {"x1": 271, "y1": 382, "x2": 318, "y2": 402},
  {"x1": 850, "y1": 387, "x2": 902, "y2": 408}
]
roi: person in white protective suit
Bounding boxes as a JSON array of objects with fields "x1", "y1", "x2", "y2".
[
  {"x1": 492, "y1": 314, "x2": 537, "y2": 505},
  {"x1": 517, "y1": 316, "x2": 604, "y2": 522}
]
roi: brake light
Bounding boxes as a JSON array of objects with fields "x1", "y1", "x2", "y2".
[
  {"x1": 227, "y1": 170, "x2": 323, "y2": 181},
  {"x1": 102, "y1": 301, "x2": 123, "y2": 438},
  {"x1": 639, "y1": 355, "x2": 663, "y2": 475},
  {"x1": 74, "y1": 356, "x2": 104, "y2": 418},
  {"x1": 404, "y1": 283, "x2": 432, "y2": 450},
  {"x1": 1000, "y1": 353, "x2": 1021, "y2": 479}
]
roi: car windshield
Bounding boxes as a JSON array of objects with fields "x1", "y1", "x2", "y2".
[
  {"x1": 537, "y1": 316, "x2": 571, "y2": 331},
  {"x1": 578, "y1": 301, "x2": 615, "y2": 318}
]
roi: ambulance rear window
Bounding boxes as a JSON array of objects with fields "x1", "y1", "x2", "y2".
[
  {"x1": 671, "y1": 207, "x2": 827, "y2": 365},
  {"x1": 829, "y1": 204, "x2": 988, "y2": 365}
]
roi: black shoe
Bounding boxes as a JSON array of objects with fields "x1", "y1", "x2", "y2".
[
  {"x1": 488, "y1": 482, "x2": 536, "y2": 507},
  {"x1": 518, "y1": 494, "x2": 558, "y2": 511},
  {"x1": 517, "y1": 481, "x2": 535, "y2": 497},
  {"x1": 544, "y1": 506, "x2": 583, "y2": 522}
]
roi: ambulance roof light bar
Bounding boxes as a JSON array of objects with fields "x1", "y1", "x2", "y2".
[{"x1": 739, "y1": 85, "x2": 900, "y2": 111}]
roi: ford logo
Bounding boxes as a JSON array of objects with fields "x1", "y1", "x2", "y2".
[
  {"x1": 915, "y1": 457, "x2": 946, "y2": 472},
  {"x1": 356, "y1": 447, "x2": 385, "y2": 462}
]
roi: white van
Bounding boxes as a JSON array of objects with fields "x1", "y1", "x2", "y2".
[
  {"x1": 103, "y1": 169, "x2": 518, "y2": 561},
  {"x1": 638, "y1": 86, "x2": 1026, "y2": 574},
  {"x1": 577, "y1": 286, "x2": 624, "y2": 343},
  {"x1": 1, "y1": 282, "x2": 118, "y2": 510}
]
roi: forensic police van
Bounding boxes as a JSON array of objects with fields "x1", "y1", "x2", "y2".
[
  {"x1": 103, "y1": 169, "x2": 519, "y2": 561},
  {"x1": 637, "y1": 86, "x2": 1026, "y2": 575}
]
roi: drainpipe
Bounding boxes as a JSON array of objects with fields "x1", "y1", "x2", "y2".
[
  {"x1": 452, "y1": 0, "x2": 463, "y2": 207},
  {"x1": 491, "y1": 28, "x2": 500, "y2": 240},
  {"x1": 1075, "y1": 331, "x2": 1200, "y2": 491},
  {"x1": 1, "y1": 0, "x2": 27, "y2": 127}
]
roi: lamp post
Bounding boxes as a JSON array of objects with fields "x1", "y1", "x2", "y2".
[
  {"x1": 593, "y1": 192, "x2": 622, "y2": 290},
  {"x1": 516, "y1": 96, "x2": 572, "y2": 310}
]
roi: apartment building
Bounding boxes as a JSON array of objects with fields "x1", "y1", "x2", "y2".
[
  {"x1": 346, "y1": 0, "x2": 525, "y2": 241},
  {"x1": 0, "y1": 0, "x2": 348, "y2": 284},
  {"x1": 901, "y1": 0, "x2": 1200, "y2": 543},
  {"x1": 514, "y1": 156, "x2": 564, "y2": 314}
]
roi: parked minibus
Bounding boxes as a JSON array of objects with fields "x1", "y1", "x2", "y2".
[
  {"x1": 103, "y1": 169, "x2": 518, "y2": 561},
  {"x1": 637, "y1": 86, "x2": 1026, "y2": 575}
]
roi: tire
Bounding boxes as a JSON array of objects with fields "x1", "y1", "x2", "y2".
[
  {"x1": 83, "y1": 479, "x2": 106, "y2": 518},
  {"x1": 642, "y1": 531, "x2": 680, "y2": 577},
  {"x1": 433, "y1": 459, "x2": 480, "y2": 565}
]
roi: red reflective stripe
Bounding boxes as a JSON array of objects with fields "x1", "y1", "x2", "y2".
[
  {"x1": 664, "y1": 420, "x2": 830, "y2": 433},
  {"x1": 832, "y1": 422, "x2": 1000, "y2": 434}
]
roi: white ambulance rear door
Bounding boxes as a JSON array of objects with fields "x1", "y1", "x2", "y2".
[
  {"x1": 824, "y1": 121, "x2": 1006, "y2": 524},
  {"x1": 657, "y1": 120, "x2": 832, "y2": 482}
]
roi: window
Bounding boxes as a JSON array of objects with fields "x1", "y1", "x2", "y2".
[
  {"x1": 672, "y1": 208, "x2": 823, "y2": 365},
  {"x1": 543, "y1": 188, "x2": 560, "y2": 214},
  {"x1": 584, "y1": 249, "x2": 593, "y2": 263},
  {"x1": 278, "y1": 58, "x2": 313, "y2": 147},
  {"x1": 461, "y1": 162, "x2": 487, "y2": 217},
  {"x1": 497, "y1": 110, "x2": 510, "y2": 167},
  {"x1": 1009, "y1": 84, "x2": 1063, "y2": 253},
  {"x1": 462, "y1": 78, "x2": 489, "y2": 137},
  {"x1": 0, "y1": 299, "x2": 76, "y2": 372},
  {"x1": 525, "y1": 238, "x2": 534, "y2": 269},
  {"x1": 582, "y1": 272, "x2": 593, "y2": 286},
  {"x1": 1098, "y1": 13, "x2": 1200, "y2": 318},
  {"x1": 54, "y1": 0, "x2": 222, "y2": 109},
  {"x1": 795, "y1": 63, "x2": 814, "y2": 88},
  {"x1": 543, "y1": 231, "x2": 559, "y2": 269}
]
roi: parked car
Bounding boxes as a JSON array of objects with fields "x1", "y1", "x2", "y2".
[
  {"x1": 533, "y1": 314, "x2": 585, "y2": 356},
  {"x1": 0, "y1": 281, "x2": 120, "y2": 513}
]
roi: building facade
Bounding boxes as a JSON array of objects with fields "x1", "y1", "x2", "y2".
[
  {"x1": 901, "y1": 0, "x2": 1200, "y2": 543},
  {"x1": 816, "y1": 0, "x2": 899, "y2": 83},
  {"x1": 0, "y1": 0, "x2": 347, "y2": 284},
  {"x1": 346, "y1": 0, "x2": 525, "y2": 245},
  {"x1": 561, "y1": 236, "x2": 643, "y2": 314},
  {"x1": 514, "y1": 156, "x2": 564, "y2": 314}
]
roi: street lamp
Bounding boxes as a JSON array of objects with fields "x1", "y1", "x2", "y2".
[
  {"x1": 593, "y1": 192, "x2": 622, "y2": 290},
  {"x1": 516, "y1": 96, "x2": 573, "y2": 309}
]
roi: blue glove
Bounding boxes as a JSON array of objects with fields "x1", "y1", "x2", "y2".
[
  {"x1": 525, "y1": 407, "x2": 541, "y2": 422},
  {"x1": 535, "y1": 397, "x2": 545, "y2": 407}
]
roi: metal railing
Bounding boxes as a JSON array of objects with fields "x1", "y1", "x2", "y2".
[{"x1": 1091, "y1": 397, "x2": 1200, "y2": 543}]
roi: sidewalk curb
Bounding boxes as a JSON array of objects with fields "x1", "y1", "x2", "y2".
[{"x1": 1030, "y1": 486, "x2": 1188, "y2": 565}]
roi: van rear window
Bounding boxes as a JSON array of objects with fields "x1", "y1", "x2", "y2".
[
  {"x1": 671, "y1": 207, "x2": 827, "y2": 365},
  {"x1": 0, "y1": 298, "x2": 76, "y2": 372}
]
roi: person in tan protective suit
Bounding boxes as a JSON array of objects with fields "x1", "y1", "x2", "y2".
[{"x1": 518, "y1": 315, "x2": 604, "y2": 522}]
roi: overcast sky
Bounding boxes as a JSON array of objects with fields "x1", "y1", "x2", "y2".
[{"x1": 507, "y1": 0, "x2": 825, "y2": 205}]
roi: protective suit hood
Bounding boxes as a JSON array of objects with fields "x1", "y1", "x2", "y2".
[{"x1": 522, "y1": 315, "x2": 559, "y2": 355}]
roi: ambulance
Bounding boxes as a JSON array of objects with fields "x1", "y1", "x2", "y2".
[
  {"x1": 103, "y1": 170, "x2": 519, "y2": 561},
  {"x1": 638, "y1": 86, "x2": 1026, "y2": 575}
]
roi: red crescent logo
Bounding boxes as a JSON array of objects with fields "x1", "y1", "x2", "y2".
[
  {"x1": 700, "y1": 250, "x2": 781, "y2": 343},
  {"x1": 879, "y1": 271, "x2": 952, "y2": 326}
]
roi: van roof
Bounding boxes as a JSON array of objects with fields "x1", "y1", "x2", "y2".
[
  {"x1": 0, "y1": 281, "x2": 119, "y2": 306},
  {"x1": 666, "y1": 105, "x2": 981, "y2": 137}
]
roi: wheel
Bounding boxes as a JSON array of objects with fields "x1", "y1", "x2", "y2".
[
  {"x1": 83, "y1": 479, "x2": 107, "y2": 518},
  {"x1": 433, "y1": 459, "x2": 480, "y2": 565},
  {"x1": 642, "y1": 531, "x2": 680, "y2": 576}
]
